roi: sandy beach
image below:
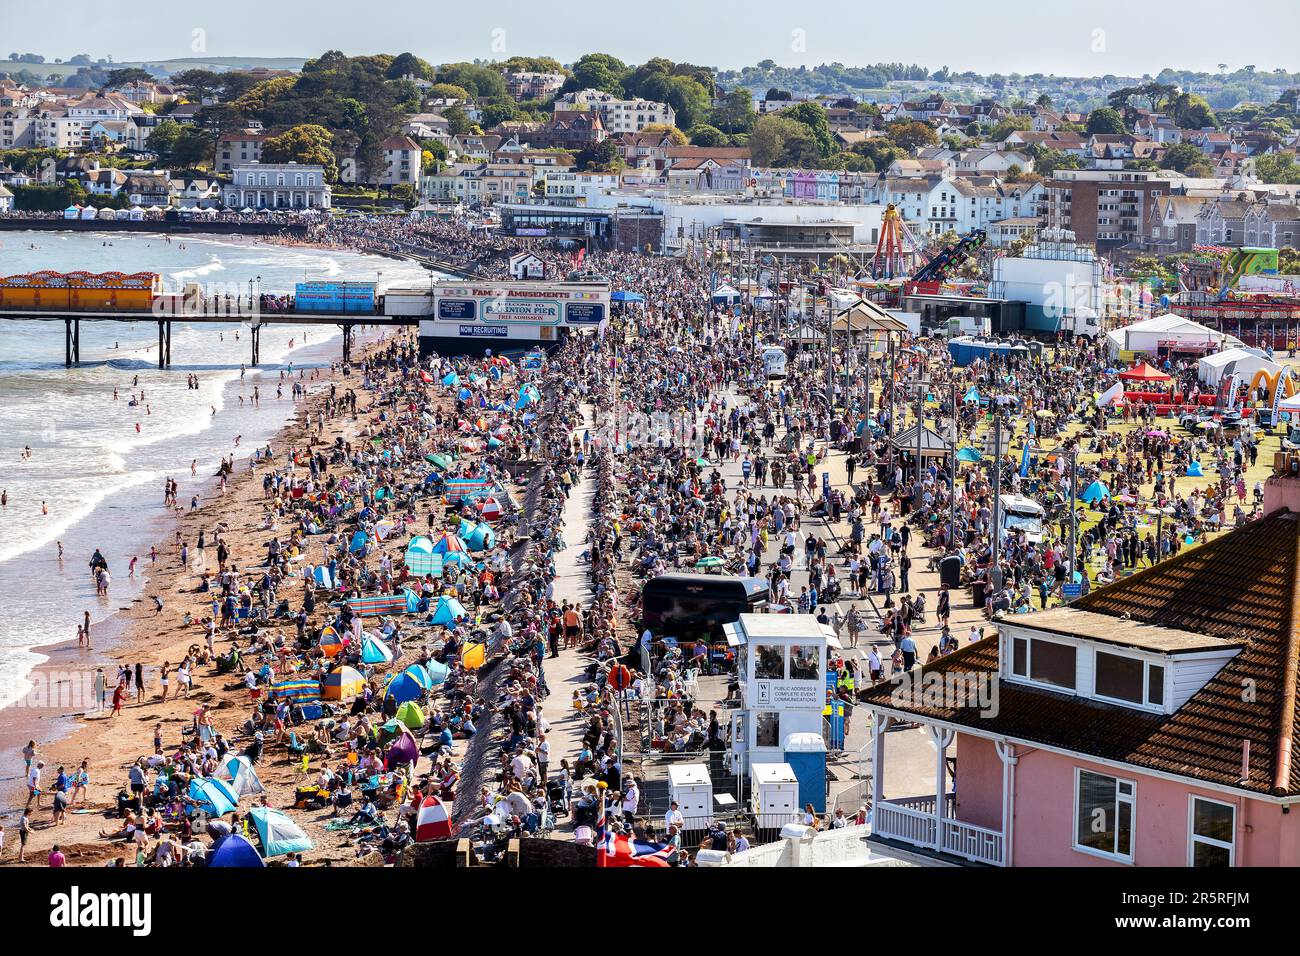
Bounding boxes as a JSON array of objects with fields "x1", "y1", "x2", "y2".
[{"x1": 0, "y1": 331, "x2": 434, "y2": 865}]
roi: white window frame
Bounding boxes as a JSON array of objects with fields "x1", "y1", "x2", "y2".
[
  {"x1": 1008, "y1": 633, "x2": 1078, "y2": 694},
  {"x1": 1072, "y1": 767, "x2": 1136, "y2": 864},
  {"x1": 1092, "y1": 649, "x2": 1166, "y2": 712},
  {"x1": 1187, "y1": 795, "x2": 1235, "y2": 867}
]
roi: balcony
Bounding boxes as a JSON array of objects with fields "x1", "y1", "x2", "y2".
[{"x1": 873, "y1": 794, "x2": 1006, "y2": 866}]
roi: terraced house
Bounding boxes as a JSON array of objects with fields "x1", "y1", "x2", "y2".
[{"x1": 862, "y1": 472, "x2": 1300, "y2": 867}]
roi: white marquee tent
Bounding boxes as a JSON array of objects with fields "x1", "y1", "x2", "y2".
[
  {"x1": 1105, "y1": 313, "x2": 1241, "y2": 359},
  {"x1": 1197, "y1": 347, "x2": 1281, "y2": 387}
]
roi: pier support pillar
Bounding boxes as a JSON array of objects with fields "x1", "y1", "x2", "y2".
[
  {"x1": 341, "y1": 323, "x2": 353, "y2": 365},
  {"x1": 64, "y1": 318, "x2": 80, "y2": 367},
  {"x1": 251, "y1": 324, "x2": 261, "y2": 366},
  {"x1": 157, "y1": 319, "x2": 171, "y2": 369}
]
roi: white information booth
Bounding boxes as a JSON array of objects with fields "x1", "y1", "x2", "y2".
[
  {"x1": 667, "y1": 763, "x2": 713, "y2": 832},
  {"x1": 723, "y1": 613, "x2": 837, "y2": 775},
  {"x1": 751, "y1": 762, "x2": 800, "y2": 829}
]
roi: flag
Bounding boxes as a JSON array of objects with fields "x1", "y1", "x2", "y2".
[
  {"x1": 599, "y1": 832, "x2": 674, "y2": 867},
  {"x1": 595, "y1": 786, "x2": 607, "y2": 869},
  {"x1": 1020, "y1": 440, "x2": 1032, "y2": 478}
]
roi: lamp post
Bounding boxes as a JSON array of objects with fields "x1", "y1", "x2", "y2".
[{"x1": 912, "y1": 369, "x2": 931, "y2": 509}]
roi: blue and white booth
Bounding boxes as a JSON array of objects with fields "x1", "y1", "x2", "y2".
[{"x1": 723, "y1": 613, "x2": 837, "y2": 784}]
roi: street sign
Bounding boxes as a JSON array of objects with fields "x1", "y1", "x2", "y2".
[{"x1": 1062, "y1": 583, "x2": 1083, "y2": 601}]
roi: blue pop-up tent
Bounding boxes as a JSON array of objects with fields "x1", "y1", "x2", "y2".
[
  {"x1": 430, "y1": 596, "x2": 467, "y2": 625},
  {"x1": 361, "y1": 634, "x2": 394, "y2": 664},
  {"x1": 249, "y1": 806, "x2": 314, "y2": 858},
  {"x1": 442, "y1": 372, "x2": 460, "y2": 386},
  {"x1": 426, "y1": 660, "x2": 450, "y2": 686},
  {"x1": 403, "y1": 663, "x2": 433, "y2": 689},
  {"x1": 349, "y1": 530, "x2": 369, "y2": 553},
  {"x1": 209, "y1": 833, "x2": 266, "y2": 868},
  {"x1": 384, "y1": 671, "x2": 424, "y2": 704},
  {"x1": 189, "y1": 777, "x2": 239, "y2": 817},
  {"x1": 1186, "y1": 460, "x2": 1204, "y2": 477},
  {"x1": 1081, "y1": 480, "x2": 1111, "y2": 505}
]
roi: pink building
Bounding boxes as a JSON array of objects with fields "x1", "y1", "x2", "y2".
[{"x1": 861, "y1": 484, "x2": 1300, "y2": 867}]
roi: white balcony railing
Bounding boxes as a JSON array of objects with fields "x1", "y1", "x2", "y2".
[{"x1": 874, "y1": 795, "x2": 1004, "y2": 866}]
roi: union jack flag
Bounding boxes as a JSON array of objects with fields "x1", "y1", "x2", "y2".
[{"x1": 595, "y1": 790, "x2": 673, "y2": 868}]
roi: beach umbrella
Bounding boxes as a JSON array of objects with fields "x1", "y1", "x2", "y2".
[
  {"x1": 957, "y1": 447, "x2": 982, "y2": 463},
  {"x1": 248, "y1": 806, "x2": 314, "y2": 858},
  {"x1": 209, "y1": 833, "x2": 265, "y2": 868},
  {"x1": 695, "y1": 556, "x2": 725, "y2": 568},
  {"x1": 403, "y1": 663, "x2": 434, "y2": 689},
  {"x1": 1115, "y1": 494, "x2": 1138, "y2": 505},
  {"x1": 318, "y1": 626, "x2": 345, "y2": 659},
  {"x1": 425, "y1": 453, "x2": 452, "y2": 470},
  {"x1": 384, "y1": 671, "x2": 424, "y2": 704},
  {"x1": 1081, "y1": 481, "x2": 1110, "y2": 505},
  {"x1": 189, "y1": 777, "x2": 239, "y2": 817},
  {"x1": 1198, "y1": 420, "x2": 1221, "y2": 430},
  {"x1": 430, "y1": 595, "x2": 468, "y2": 625},
  {"x1": 386, "y1": 729, "x2": 420, "y2": 769},
  {"x1": 396, "y1": 700, "x2": 426, "y2": 730},
  {"x1": 322, "y1": 665, "x2": 365, "y2": 700},
  {"x1": 361, "y1": 634, "x2": 394, "y2": 665},
  {"x1": 415, "y1": 795, "x2": 453, "y2": 841},
  {"x1": 218, "y1": 755, "x2": 266, "y2": 798}
]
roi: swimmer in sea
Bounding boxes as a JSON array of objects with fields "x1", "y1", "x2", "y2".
[
  {"x1": 41, "y1": 501, "x2": 48, "y2": 515},
  {"x1": 1, "y1": 490, "x2": 6, "y2": 507},
  {"x1": 191, "y1": 459, "x2": 196, "y2": 477},
  {"x1": 211, "y1": 406, "x2": 217, "y2": 416},
  {"x1": 56, "y1": 541, "x2": 63, "y2": 559}
]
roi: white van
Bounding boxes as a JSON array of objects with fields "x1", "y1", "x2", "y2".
[
  {"x1": 762, "y1": 346, "x2": 788, "y2": 379},
  {"x1": 998, "y1": 493, "x2": 1045, "y2": 543}
]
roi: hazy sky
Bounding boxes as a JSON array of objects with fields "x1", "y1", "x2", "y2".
[{"x1": 6, "y1": 0, "x2": 1297, "y2": 77}]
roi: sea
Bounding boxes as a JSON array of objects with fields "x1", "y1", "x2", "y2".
[{"x1": 0, "y1": 230, "x2": 435, "y2": 708}]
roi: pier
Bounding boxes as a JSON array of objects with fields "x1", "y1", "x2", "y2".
[{"x1": 1, "y1": 305, "x2": 414, "y2": 368}]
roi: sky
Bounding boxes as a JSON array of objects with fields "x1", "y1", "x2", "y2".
[{"x1": 5, "y1": 0, "x2": 1297, "y2": 78}]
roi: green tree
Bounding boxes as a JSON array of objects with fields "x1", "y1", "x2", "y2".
[
  {"x1": 887, "y1": 119, "x2": 939, "y2": 151},
  {"x1": 748, "y1": 114, "x2": 819, "y2": 167},
  {"x1": 577, "y1": 138, "x2": 623, "y2": 172},
  {"x1": 103, "y1": 67, "x2": 152, "y2": 89},
  {"x1": 1254, "y1": 152, "x2": 1300, "y2": 184},
  {"x1": 1160, "y1": 142, "x2": 1208, "y2": 173},
  {"x1": 986, "y1": 116, "x2": 1032, "y2": 142},
  {"x1": 387, "y1": 52, "x2": 433, "y2": 81},
  {"x1": 562, "y1": 53, "x2": 628, "y2": 96},
  {"x1": 443, "y1": 105, "x2": 478, "y2": 137},
  {"x1": 169, "y1": 68, "x2": 223, "y2": 102},
  {"x1": 781, "y1": 102, "x2": 835, "y2": 157},
  {"x1": 665, "y1": 75, "x2": 711, "y2": 131},
  {"x1": 479, "y1": 101, "x2": 520, "y2": 128},
  {"x1": 437, "y1": 62, "x2": 507, "y2": 100},
  {"x1": 261, "y1": 124, "x2": 338, "y2": 181},
  {"x1": 687, "y1": 124, "x2": 727, "y2": 147},
  {"x1": 425, "y1": 83, "x2": 472, "y2": 102},
  {"x1": 710, "y1": 89, "x2": 756, "y2": 134},
  {"x1": 1086, "y1": 107, "x2": 1127, "y2": 135}
]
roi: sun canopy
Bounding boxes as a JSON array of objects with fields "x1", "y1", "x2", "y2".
[
  {"x1": 1081, "y1": 480, "x2": 1111, "y2": 504},
  {"x1": 1118, "y1": 362, "x2": 1171, "y2": 382}
]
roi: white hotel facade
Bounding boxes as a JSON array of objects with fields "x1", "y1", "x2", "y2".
[{"x1": 222, "y1": 162, "x2": 332, "y2": 210}]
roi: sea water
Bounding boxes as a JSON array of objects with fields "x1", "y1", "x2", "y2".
[{"x1": 0, "y1": 230, "x2": 434, "y2": 707}]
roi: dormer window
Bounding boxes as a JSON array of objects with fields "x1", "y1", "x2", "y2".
[
  {"x1": 1095, "y1": 651, "x2": 1165, "y2": 708},
  {"x1": 1010, "y1": 635, "x2": 1076, "y2": 690}
]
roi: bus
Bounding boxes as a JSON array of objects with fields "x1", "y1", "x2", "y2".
[{"x1": 640, "y1": 573, "x2": 770, "y2": 646}]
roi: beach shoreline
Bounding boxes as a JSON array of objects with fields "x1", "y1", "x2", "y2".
[{"x1": 0, "y1": 334, "x2": 390, "y2": 864}]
